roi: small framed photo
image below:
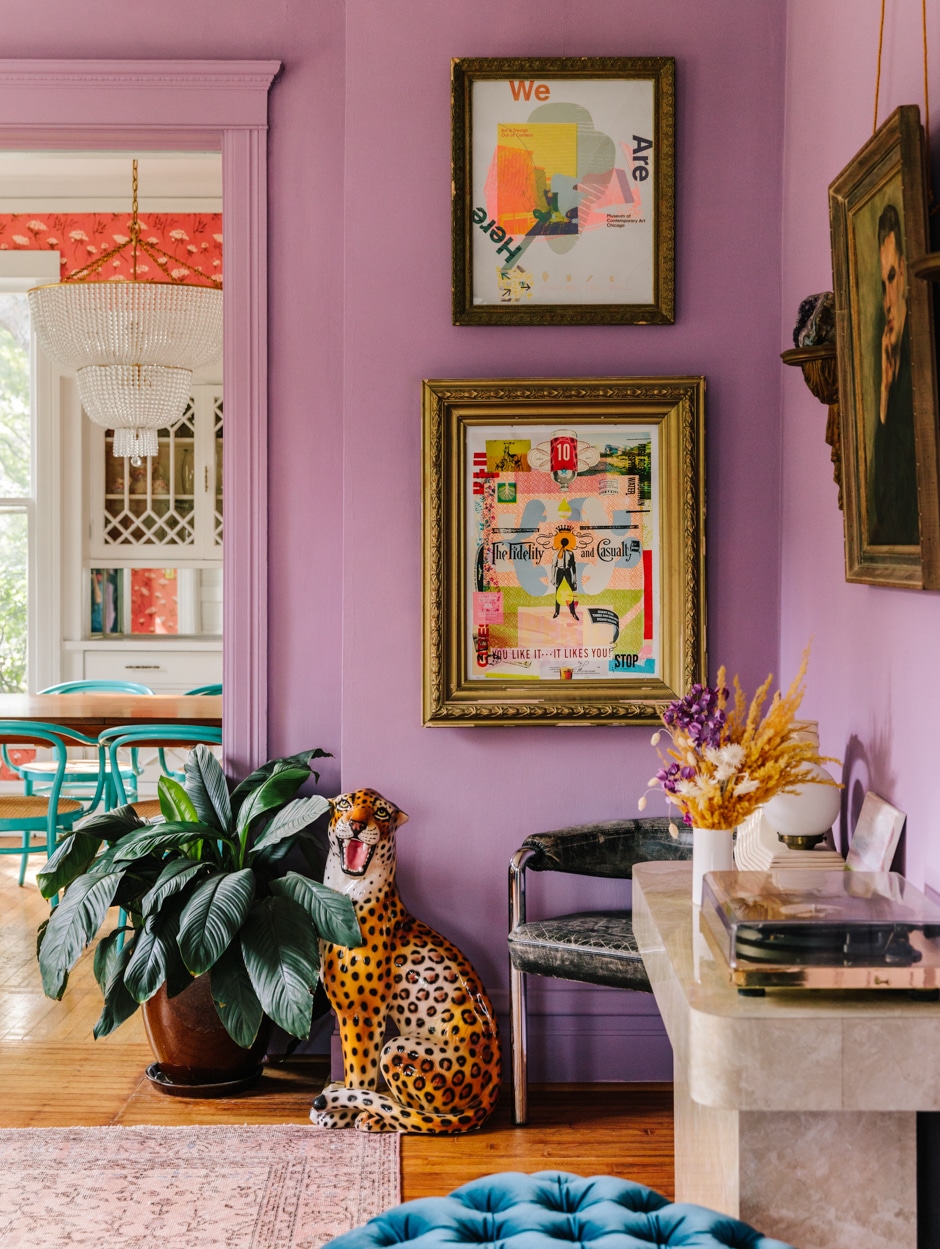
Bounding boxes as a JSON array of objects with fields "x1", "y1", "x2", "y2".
[
  {"x1": 829, "y1": 104, "x2": 940, "y2": 588},
  {"x1": 451, "y1": 57, "x2": 675, "y2": 326},
  {"x1": 846, "y1": 791, "x2": 905, "y2": 873},
  {"x1": 421, "y1": 376, "x2": 705, "y2": 726}
]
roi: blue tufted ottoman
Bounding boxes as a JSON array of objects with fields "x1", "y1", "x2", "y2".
[{"x1": 325, "y1": 1170, "x2": 796, "y2": 1249}]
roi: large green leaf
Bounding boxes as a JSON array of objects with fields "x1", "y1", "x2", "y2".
[
  {"x1": 39, "y1": 870, "x2": 124, "y2": 999},
  {"x1": 178, "y1": 868, "x2": 256, "y2": 976},
  {"x1": 123, "y1": 901, "x2": 184, "y2": 1003},
  {"x1": 184, "y1": 745, "x2": 232, "y2": 834},
  {"x1": 235, "y1": 768, "x2": 312, "y2": 842},
  {"x1": 110, "y1": 822, "x2": 232, "y2": 864},
  {"x1": 113, "y1": 861, "x2": 169, "y2": 912},
  {"x1": 37, "y1": 831, "x2": 103, "y2": 900},
  {"x1": 249, "y1": 795, "x2": 331, "y2": 856},
  {"x1": 240, "y1": 896, "x2": 320, "y2": 1039},
  {"x1": 229, "y1": 750, "x2": 329, "y2": 818},
  {"x1": 210, "y1": 939, "x2": 265, "y2": 1048},
  {"x1": 93, "y1": 935, "x2": 140, "y2": 1039},
  {"x1": 158, "y1": 775, "x2": 199, "y2": 824},
  {"x1": 164, "y1": 947, "x2": 196, "y2": 1000},
  {"x1": 93, "y1": 927, "x2": 129, "y2": 994},
  {"x1": 269, "y1": 872, "x2": 361, "y2": 948},
  {"x1": 76, "y1": 805, "x2": 148, "y2": 842},
  {"x1": 141, "y1": 860, "x2": 209, "y2": 917}
]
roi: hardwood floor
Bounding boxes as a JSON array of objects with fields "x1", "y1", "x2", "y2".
[{"x1": 0, "y1": 853, "x2": 675, "y2": 1202}]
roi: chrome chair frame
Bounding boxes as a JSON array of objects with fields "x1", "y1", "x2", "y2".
[{"x1": 507, "y1": 817, "x2": 693, "y2": 1125}]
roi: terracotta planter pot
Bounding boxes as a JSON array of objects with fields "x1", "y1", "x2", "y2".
[{"x1": 142, "y1": 974, "x2": 271, "y2": 1086}]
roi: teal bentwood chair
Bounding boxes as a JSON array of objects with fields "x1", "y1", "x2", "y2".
[
  {"x1": 0, "y1": 721, "x2": 106, "y2": 885},
  {"x1": 100, "y1": 724, "x2": 224, "y2": 939},
  {"x1": 37, "y1": 680, "x2": 154, "y2": 697},
  {"x1": 101, "y1": 724, "x2": 224, "y2": 817},
  {"x1": 156, "y1": 684, "x2": 222, "y2": 779},
  {"x1": 3, "y1": 680, "x2": 154, "y2": 811}
]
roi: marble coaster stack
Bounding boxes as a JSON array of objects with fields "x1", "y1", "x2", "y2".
[{"x1": 733, "y1": 808, "x2": 845, "y2": 872}]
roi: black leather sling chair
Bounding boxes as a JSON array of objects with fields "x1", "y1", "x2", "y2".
[{"x1": 507, "y1": 816, "x2": 693, "y2": 1124}]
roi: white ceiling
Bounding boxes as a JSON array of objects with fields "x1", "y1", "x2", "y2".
[{"x1": 0, "y1": 152, "x2": 222, "y2": 212}]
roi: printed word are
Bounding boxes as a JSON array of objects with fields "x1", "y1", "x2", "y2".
[{"x1": 632, "y1": 135, "x2": 653, "y2": 182}]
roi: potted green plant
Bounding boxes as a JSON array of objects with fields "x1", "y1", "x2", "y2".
[{"x1": 36, "y1": 746, "x2": 359, "y2": 1088}]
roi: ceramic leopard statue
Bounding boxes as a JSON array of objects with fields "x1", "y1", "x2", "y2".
[{"x1": 310, "y1": 788, "x2": 500, "y2": 1134}]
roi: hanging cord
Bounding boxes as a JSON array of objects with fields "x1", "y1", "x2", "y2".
[
  {"x1": 874, "y1": 0, "x2": 931, "y2": 133},
  {"x1": 874, "y1": 0, "x2": 886, "y2": 134},
  {"x1": 873, "y1": 0, "x2": 934, "y2": 209},
  {"x1": 922, "y1": 0, "x2": 936, "y2": 212},
  {"x1": 923, "y1": 0, "x2": 931, "y2": 147}
]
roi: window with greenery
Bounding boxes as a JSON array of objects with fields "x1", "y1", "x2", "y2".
[{"x1": 0, "y1": 294, "x2": 31, "y2": 692}]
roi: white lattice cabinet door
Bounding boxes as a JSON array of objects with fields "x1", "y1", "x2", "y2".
[{"x1": 88, "y1": 385, "x2": 223, "y2": 563}]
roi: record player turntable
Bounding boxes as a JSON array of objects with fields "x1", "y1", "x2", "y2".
[{"x1": 700, "y1": 869, "x2": 940, "y2": 991}]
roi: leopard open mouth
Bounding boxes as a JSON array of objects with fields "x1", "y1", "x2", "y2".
[{"x1": 341, "y1": 837, "x2": 374, "y2": 876}]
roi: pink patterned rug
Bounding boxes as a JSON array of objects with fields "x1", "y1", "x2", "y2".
[{"x1": 0, "y1": 1124, "x2": 399, "y2": 1248}]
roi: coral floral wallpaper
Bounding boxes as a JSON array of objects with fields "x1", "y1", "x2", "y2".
[{"x1": 0, "y1": 213, "x2": 222, "y2": 284}]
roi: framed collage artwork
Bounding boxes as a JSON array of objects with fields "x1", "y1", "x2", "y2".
[
  {"x1": 829, "y1": 104, "x2": 940, "y2": 588},
  {"x1": 421, "y1": 377, "x2": 705, "y2": 726},
  {"x1": 451, "y1": 57, "x2": 676, "y2": 326}
]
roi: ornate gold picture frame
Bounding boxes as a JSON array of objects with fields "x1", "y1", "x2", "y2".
[
  {"x1": 451, "y1": 57, "x2": 676, "y2": 326},
  {"x1": 829, "y1": 104, "x2": 940, "y2": 588},
  {"x1": 422, "y1": 377, "x2": 705, "y2": 726}
]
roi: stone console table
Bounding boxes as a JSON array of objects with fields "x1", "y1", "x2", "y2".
[{"x1": 633, "y1": 860, "x2": 940, "y2": 1249}]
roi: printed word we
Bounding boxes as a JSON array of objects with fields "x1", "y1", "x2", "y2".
[{"x1": 508, "y1": 80, "x2": 550, "y2": 102}]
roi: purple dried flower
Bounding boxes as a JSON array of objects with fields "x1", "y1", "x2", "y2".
[
  {"x1": 655, "y1": 762, "x2": 682, "y2": 794},
  {"x1": 661, "y1": 683, "x2": 726, "y2": 750}
]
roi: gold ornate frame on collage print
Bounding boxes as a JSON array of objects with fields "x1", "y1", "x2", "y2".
[{"x1": 422, "y1": 377, "x2": 705, "y2": 726}]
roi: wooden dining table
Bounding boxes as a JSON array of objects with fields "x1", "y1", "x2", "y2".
[{"x1": 0, "y1": 693, "x2": 222, "y2": 734}]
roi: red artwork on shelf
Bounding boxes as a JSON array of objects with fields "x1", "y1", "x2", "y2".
[{"x1": 130, "y1": 569, "x2": 179, "y2": 635}]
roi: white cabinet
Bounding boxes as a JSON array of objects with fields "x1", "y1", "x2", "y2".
[
  {"x1": 57, "y1": 383, "x2": 223, "y2": 691},
  {"x1": 88, "y1": 386, "x2": 222, "y2": 563},
  {"x1": 74, "y1": 642, "x2": 223, "y2": 693}
]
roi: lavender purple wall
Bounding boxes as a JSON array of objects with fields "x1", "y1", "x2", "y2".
[
  {"x1": 339, "y1": 0, "x2": 785, "y2": 1078},
  {"x1": 780, "y1": 1, "x2": 940, "y2": 891},
  {"x1": 780, "y1": 9, "x2": 940, "y2": 1232},
  {"x1": 0, "y1": 0, "x2": 786, "y2": 1079}
]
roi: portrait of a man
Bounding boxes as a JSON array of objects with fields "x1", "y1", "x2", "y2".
[
  {"x1": 867, "y1": 201, "x2": 919, "y2": 546},
  {"x1": 829, "y1": 104, "x2": 939, "y2": 587}
]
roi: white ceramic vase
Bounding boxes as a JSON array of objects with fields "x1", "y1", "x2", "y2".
[{"x1": 691, "y1": 826, "x2": 735, "y2": 906}]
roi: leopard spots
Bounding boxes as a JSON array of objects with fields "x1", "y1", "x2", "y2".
[{"x1": 313, "y1": 788, "x2": 501, "y2": 1135}]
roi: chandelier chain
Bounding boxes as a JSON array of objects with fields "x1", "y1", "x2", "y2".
[
  {"x1": 61, "y1": 158, "x2": 218, "y2": 289},
  {"x1": 131, "y1": 158, "x2": 139, "y2": 280}
]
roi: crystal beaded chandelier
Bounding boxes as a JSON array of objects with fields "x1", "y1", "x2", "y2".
[{"x1": 28, "y1": 160, "x2": 222, "y2": 463}]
